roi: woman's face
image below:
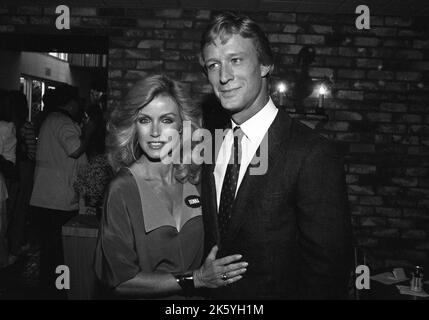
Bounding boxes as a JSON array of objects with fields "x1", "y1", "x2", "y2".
[{"x1": 136, "y1": 95, "x2": 182, "y2": 161}]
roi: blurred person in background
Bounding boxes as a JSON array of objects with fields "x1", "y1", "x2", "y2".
[
  {"x1": 33, "y1": 88, "x2": 58, "y2": 135},
  {"x1": 74, "y1": 97, "x2": 111, "y2": 217},
  {"x1": 30, "y1": 84, "x2": 94, "y2": 298},
  {"x1": 7, "y1": 91, "x2": 36, "y2": 261},
  {"x1": 0, "y1": 89, "x2": 17, "y2": 269}
]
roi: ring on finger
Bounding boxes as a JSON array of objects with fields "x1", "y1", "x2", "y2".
[{"x1": 221, "y1": 273, "x2": 228, "y2": 281}]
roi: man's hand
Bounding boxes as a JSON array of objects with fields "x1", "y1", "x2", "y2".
[{"x1": 193, "y1": 245, "x2": 248, "y2": 288}]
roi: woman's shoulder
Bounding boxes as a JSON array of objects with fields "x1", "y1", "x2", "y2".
[{"x1": 107, "y1": 167, "x2": 136, "y2": 194}]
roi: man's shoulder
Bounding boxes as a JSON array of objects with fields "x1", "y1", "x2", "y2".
[
  {"x1": 277, "y1": 110, "x2": 338, "y2": 153},
  {"x1": 45, "y1": 112, "x2": 79, "y2": 133},
  {"x1": 45, "y1": 111, "x2": 62, "y2": 119},
  {"x1": 292, "y1": 120, "x2": 327, "y2": 143},
  {"x1": 49, "y1": 111, "x2": 73, "y2": 123},
  {"x1": 41, "y1": 112, "x2": 64, "y2": 127}
]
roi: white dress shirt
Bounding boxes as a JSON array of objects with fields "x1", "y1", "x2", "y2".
[{"x1": 214, "y1": 98, "x2": 278, "y2": 210}]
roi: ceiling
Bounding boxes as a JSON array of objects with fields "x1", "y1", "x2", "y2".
[{"x1": 2, "y1": 0, "x2": 429, "y2": 16}]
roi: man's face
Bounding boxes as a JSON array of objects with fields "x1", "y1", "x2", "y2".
[{"x1": 202, "y1": 34, "x2": 271, "y2": 124}]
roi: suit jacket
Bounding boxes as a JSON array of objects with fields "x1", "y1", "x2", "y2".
[{"x1": 201, "y1": 108, "x2": 353, "y2": 299}]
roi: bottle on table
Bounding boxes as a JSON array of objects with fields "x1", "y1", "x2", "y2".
[{"x1": 410, "y1": 266, "x2": 424, "y2": 292}]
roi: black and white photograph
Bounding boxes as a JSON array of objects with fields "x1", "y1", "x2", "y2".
[{"x1": 0, "y1": 0, "x2": 428, "y2": 306}]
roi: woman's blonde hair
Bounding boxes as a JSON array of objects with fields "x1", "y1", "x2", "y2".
[{"x1": 106, "y1": 74, "x2": 202, "y2": 184}]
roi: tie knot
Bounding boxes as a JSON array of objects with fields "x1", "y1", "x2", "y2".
[{"x1": 233, "y1": 126, "x2": 244, "y2": 142}]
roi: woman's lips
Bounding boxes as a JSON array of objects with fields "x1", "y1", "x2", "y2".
[{"x1": 147, "y1": 142, "x2": 166, "y2": 150}]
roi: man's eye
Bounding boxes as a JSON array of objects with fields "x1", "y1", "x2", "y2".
[
  {"x1": 231, "y1": 57, "x2": 242, "y2": 64},
  {"x1": 206, "y1": 63, "x2": 219, "y2": 71}
]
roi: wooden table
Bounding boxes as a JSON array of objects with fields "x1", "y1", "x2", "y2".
[{"x1": 62, "y1": 214, "x2": 99, "y2": 300}]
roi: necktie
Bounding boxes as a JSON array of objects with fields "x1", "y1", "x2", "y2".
[{"x1": 218, "y1": 126, "x2": 244, "y2": 239}]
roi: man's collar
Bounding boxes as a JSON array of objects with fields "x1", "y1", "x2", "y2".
[{"x1": 230, "y1": 98, "x2": 278, "y2": 143}]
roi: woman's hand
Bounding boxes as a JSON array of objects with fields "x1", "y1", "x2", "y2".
[{"x1": 193, "y1": 245, "x2": 248, "y2": 288}]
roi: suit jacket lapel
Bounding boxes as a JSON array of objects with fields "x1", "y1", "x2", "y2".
[
  {"x1": 223, "y1": 109, "x2": 293, "y2": 250},
  {"x1": 207, "y1": 164, "x2": 219, "y2": 238},
  {"x1": 202, "y1": 161, "x2": 221, "y2": 253}
]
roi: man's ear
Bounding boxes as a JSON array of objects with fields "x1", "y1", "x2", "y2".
[{"x1": 260, "y1": 64, "x2": 272, "y2": 78}]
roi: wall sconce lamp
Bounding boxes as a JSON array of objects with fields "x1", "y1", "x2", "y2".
[
  {"x1": 273, "y1": 46, "x2": 331, "y2": 121},
  {"x1": 277, "y1": 82, "x2": 287, "y2": 106},
  {"x1": 318, "y1": 84, "x2": 327, "y2": 108},
  {"x1": 316, "y1": 83, "x2": 328, "y2": 115}
]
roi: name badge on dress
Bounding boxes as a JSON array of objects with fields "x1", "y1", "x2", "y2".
[{"x1": 185, "y1": 195, "x2": 201, "y2": 208}]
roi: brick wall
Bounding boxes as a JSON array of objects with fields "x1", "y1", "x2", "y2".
[{"x1": 0, "y1": 5, "x2": 428, "y2": 269}]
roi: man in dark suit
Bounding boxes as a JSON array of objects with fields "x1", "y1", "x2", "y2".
[{"x1": 199, "y1": 12, "x2": 353, "y2": 299}]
